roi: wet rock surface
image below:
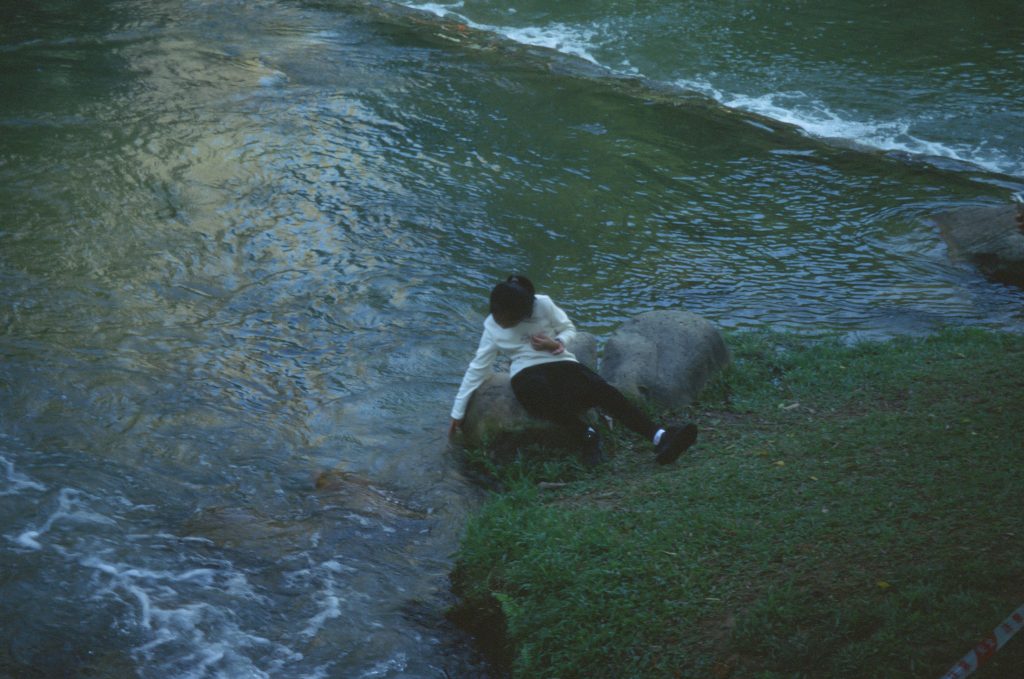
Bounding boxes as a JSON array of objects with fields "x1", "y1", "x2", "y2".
[{"x1": 936, "y1": 203, "x2": 1024, "y2": 286}]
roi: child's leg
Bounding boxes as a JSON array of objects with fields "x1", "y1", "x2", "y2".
[
  {"x1": 569, "y1": 364, "x2": 660, "y2": 440},
  {"x1": 511, "y1": 362, "x2": 696, "y2": 465},
  {"x1": 510, "y1": 362, "x2": 591, "y2": 437},
  {"x1": 511, "y1": 362, "x2": 659, "y2": 441},
  {"x1": 572, "y1": 364, "x2": 697, "y2": 464}
]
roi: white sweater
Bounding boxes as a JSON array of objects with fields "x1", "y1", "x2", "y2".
[{"x1": 451, "y1": 294, "x2": 578, "y2": 420}]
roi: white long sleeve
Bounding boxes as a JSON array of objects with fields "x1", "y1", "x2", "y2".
[
  {"x1": 450, "y1": 329, "x2": 500, "y2": 420},
  {"x1": 450, "y1": 295, "x2": 578, "y2": 420}
]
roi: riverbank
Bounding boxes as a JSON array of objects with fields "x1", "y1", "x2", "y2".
[{"x1": 448, "y1": 328, "x2": 1024, "y2": 678}]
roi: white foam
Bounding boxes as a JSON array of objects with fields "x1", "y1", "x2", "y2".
[
  {"x1": 404, "y1": 1, "x2": 601, "y2": 64},
  {"x1": 402, "y1": 2, "x2": 1021, "y2": 177},
  {"x1": 15, "y1": 530, "x2": 43, "y2": 550},
  {"x1": 128, "y1": 581, "x2": 154, "y2": 629},
  {"x1": 410, "y1": 1, "x2": 464, "y2": 17},
  {"x1": 301, "y1": 590, "x2": 343, "y2": 639},
  {"x1": 494, "y1": 23, "x2": 600, "y2": 64},
  {"x1": 81, "y1": 553, "x2": 303, "y2": 677},
  {"x1": 4, "y1": 474, "x2": 314, "y2": 676},
  {"x1": 676, "y1": 80, "x2": 1024, "y2": 176},
  {"x1": 359, "y1": 653, "x2": 409, "y2": 679},
  {"x1": 323, "y1": 558, "x2": 357, "y2": 574},
  {"x1": 258, "y1": 72, "x2": 288, "y2": 87},
  {"x1": 0, "y1": 454, "x2": 46, "y2": 496},
  {"x1": 133, "y1": 602, "x2": 262, "y2": 678},
  {"x1": 10, "y1": 487, "x2": 116, "y2": 550}
]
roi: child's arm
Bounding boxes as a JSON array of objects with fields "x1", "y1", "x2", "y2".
[
  {"x1": 539, "y1": 295, "x2": 577, "y2": 348},
  {"x1": 450, "y1": 328, "x2": 498, "y2": 423}
]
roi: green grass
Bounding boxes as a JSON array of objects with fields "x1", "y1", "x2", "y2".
[{"x1": 448, "y1": 328, "x2": 1024, "y2": 678}]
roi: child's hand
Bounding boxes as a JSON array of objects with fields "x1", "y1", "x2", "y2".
[
  {"x1": 449, "y1": 419, "x2": 463, "y2": 437},
  {"x1": 531, "y1": 334, "x2": 564, "y2": 354}
]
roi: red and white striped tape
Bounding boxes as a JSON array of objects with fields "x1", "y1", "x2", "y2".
[{"x1": 939, "y1": 602, "x2": 1024, "y2": 679}]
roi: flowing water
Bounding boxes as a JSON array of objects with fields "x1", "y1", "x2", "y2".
[{"x1": 1, "y1": 1, "x2": 1022, "y2": 676}]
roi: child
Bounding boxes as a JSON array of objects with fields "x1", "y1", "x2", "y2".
[{"x1": 449, "y1": 275, "x2": 697, "y2": 466}]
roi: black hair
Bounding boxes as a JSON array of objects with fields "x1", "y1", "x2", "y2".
[{"x1": 489, "y1": 274, "x2": 535, "y2": 324}]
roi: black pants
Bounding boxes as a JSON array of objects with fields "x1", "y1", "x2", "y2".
[{"x1": 510, "y1": 361, "x2": 658, "y2": 441}]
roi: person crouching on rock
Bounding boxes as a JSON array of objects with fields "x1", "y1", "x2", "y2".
[{"x1": 448, "y1": 274, "x2": 697, "y2": 467}]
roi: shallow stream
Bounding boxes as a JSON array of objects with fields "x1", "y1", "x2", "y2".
[{"x1": 1, "y1": 1, "x2": 1022, "y2": 676}]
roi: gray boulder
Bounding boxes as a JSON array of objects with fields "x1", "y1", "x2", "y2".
[
  {"x1": 459, "y1": 332, "x2": 596, "y2": 448},
  {"x1": 599, "y1": 310, "x2": 729, "y2": 410},
  {"x1": 564, "y1": 331, "x2": 598, "y2": 370},
  {"x1": 460, "y1": 372, "x2": 563, "y2": 450},
  {"x1": 935, "y1": 203, "x2": 1024, "y2": 286}
]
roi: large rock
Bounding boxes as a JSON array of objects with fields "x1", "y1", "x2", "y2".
[
  {"x1": 599, "y1": 310, "x2": 729, "y2": 410},
  {"x1": 935, "y1": 203, "x2": 1024, "y2": 286},
  {"x1": 460, "y1": 332, "x2": 596, "y2": 448}
]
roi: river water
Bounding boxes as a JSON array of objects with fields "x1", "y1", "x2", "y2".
[{"x1": 1, "y1": 1, "x2": 1022, "y2": 677}]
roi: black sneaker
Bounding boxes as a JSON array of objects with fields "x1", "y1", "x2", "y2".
[
  {"x1": 654, "y1": 423, "x2": 698, "y2": 465},
  {"x1": 581, "y1": 427, "x2": 606, "y2": 467}
]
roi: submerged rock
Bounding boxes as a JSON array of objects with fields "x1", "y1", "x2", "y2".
[
  {"x1": 600, "y1": 310, "x2": 729, "y2": 410},
  {"x1": 936, "y1": 203, "x2": 1024, "y2": 286},
  {"x1": 314, "y1": 469, "x2": 426, "y2": 519},
  {"x1": 181, "y1": 472, "x2": 424, "y2": 557},
  {"x1": 182, "y1": 505, "x2": 312, "y2": 556}
]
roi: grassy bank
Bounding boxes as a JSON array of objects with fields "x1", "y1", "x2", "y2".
[{"x1": 449, "y1": 328, "x2": 1024, "y2": 678}]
